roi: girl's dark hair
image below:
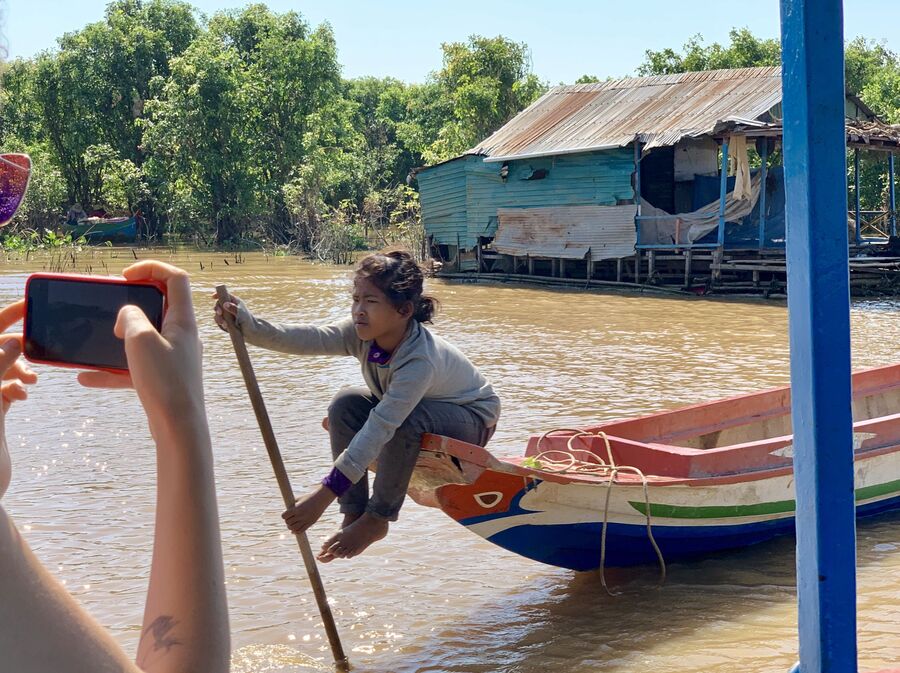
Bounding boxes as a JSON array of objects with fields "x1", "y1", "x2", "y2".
[{"x1": 355, "y1": 249, "x2": 439, "y2": 323}]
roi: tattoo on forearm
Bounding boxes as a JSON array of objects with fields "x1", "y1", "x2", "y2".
[{"x1": 139, "y1": 615, "x2": 181, "y2": 661}]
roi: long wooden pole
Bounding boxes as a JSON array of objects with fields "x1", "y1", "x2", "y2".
[{"x1": 215, "y1": 285, "x2": 349, "y2": 672}]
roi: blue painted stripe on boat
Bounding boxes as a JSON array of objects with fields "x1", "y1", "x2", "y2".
[{"x1": 458, "y1": 489, "x2": 900, "y2": 571}]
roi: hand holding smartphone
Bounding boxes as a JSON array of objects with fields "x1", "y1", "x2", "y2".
[{"x1": 24, "y1": 273, "x2": 167, "y2": 371}]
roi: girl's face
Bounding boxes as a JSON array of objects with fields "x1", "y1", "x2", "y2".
[{"x1": 351, "y1": 277, "x2": 411, "y2": 345}]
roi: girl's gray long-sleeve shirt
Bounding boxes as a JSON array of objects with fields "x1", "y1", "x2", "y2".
[{"x1": 234, "y1": 303, "x2": 501, "y2": 483}]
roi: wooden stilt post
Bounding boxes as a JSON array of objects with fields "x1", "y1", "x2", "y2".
[
  {"x1": 712, "y1": 248, "x2": 723, "y2": 284},
  {"x1": 890, "y1": 152, "x2": 896, "y2": 237},
  {"x1": 616, "y1": 257, "x2": 623, "y2": 282},
  {"x1": 684, "y1": 249, "x2": 693, "y2": 288}
]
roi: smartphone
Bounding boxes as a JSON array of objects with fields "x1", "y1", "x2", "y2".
[{"x1": 24, "y1": 273, "x2": 167, "y2": 371}]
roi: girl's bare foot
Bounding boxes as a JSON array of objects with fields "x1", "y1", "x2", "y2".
[
  {"x1": 318, "y1": 511, "x2": 362, "y2": 554},
  {"x1": 317, "y1": 513, "x2": 388, "y2": 562},
  {"x1": 282, "y1": 485, "x2": 335, "y2": 534}
]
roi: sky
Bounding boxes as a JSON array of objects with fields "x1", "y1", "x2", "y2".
[{"x1": 3, "y1": 0, "x2": 900, "y2": 84}]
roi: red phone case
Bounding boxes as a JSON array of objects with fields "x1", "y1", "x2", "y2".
[{"x1": 23, "y1": 272, "x2": 168, "y2": 373}]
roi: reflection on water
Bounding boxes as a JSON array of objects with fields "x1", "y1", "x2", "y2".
[{"x1": 2, "y1": 249, "x2": 899, "y2": 672}]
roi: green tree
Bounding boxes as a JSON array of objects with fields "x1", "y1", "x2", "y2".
[
  {"x1": 143, "y1": 34, "x2": 257, "y2": 243},
  {"x1": 0, "y1": 136, "x2": 68, "y2": 229},
  {"x1": 638, "y1": 28, "x2": 781, "y2": 76},
  {"x1": 425, "y1": 35, "x2": 546, "y2": 163},
  {"x1": 344, "y1": 77, "x2": 427, "y2": 208},
  {"x1": 208, "y1": 5, "x2": 358, "y2": 240},
  {"x1": 0, "y1": 59, "x2": 44, "y2": 147},
  {"x1": 25, "y1": 0, "x2": 197, "y2": 227},
  {"x1": 846, "y1": 38, "x2": 900, "y2": 123},
  {"x1": 1, "y1": 59, "x2": 68, "y2": 227},
  {"x1": 392, "y1": 81, "x2": 448, "y2": 162}
]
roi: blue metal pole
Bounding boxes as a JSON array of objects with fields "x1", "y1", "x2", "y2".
[
  {"x1": 759, "y1": 141, "x2": 769, "y2": 248},
  {"x1": 717, "y1": 139, "x2": 730, "y2": 247},
  {"x1": 854, "y1": 148, "x2": 861, "y2": 245},
  {"x1": 780, "y1": 1, "x2": 857, "y2": 672},
  {"x1": 890, "y1": 152, "x2": 896, "y2": 237}
]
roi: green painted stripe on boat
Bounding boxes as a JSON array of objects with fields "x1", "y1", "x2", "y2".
[
  {"x1": 628, "y1": 478, "x2": 900, "y2": 519},
  {"x1": 628, "y1": 498, "x2": 795, "y2": 519}
]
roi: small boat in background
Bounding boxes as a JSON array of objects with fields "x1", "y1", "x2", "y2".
[
  {"x1": 409, "y1": 363, "x2": 900, "y2": 571},
  {"x1": 68, "y1": 215, "x2": 137, "y2": 242}
]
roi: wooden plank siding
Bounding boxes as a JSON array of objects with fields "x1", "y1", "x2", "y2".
[
  {"x1": 416, "y1": 156, "x2": 471, "y2": 246},
  {"x1": 417, "y1": 149, "x2": 636, "y2": 250}
]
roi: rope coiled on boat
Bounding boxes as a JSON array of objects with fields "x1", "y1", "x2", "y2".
[{"x1": 530, "y1": 429, "x2": 667, "y2": 595}]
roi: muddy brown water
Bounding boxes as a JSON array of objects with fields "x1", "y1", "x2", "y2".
[{"x1": 2, "y1": 249, "x2": 899, "y2": 672}]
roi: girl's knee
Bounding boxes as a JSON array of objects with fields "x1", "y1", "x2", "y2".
[
  {"x1": 395, "y1": 415, "x2": 428, "y2": 443},
  {"x1": 328, "y1": 388, "x2": 367, "y2": 418}
]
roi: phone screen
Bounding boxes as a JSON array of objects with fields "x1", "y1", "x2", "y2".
[{"x1": 25, "y1": 276, "x2": 165, "y2": 370}]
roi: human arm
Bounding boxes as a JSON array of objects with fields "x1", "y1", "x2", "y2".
[
  {"x1": 0, "y1": 499, "x2": 143, "y2": 672},
  {"x1": 80, "y1": 262, "x2": 229, "y2": 673},
  {"x1": 214, "y1": 291, "x2": 356, "y2": 356},
  {"x1": 0, "y1": 313, "x2": 142, "y2": 672}
]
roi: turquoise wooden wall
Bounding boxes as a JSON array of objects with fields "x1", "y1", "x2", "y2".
[
  {"x1": 416, "y1": 157, "x2": 470, "y2": 247},
  {"x1": 417, "y1": 149, "x2": 636, "y2": 248}
]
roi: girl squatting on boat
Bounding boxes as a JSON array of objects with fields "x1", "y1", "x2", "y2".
[{"x1": 214, "y1": 249, "x2": 501, "y2": 561}]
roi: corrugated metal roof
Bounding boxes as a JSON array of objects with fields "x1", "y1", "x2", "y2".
[
  {"x1": 470, "y1": 67, "x2": 783, "y2": 160},
  {"x1": 494, "y1": 205, "x2": 637, "y2": 261}
]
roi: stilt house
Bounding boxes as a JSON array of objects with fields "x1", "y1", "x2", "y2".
[{"x1": 415, "y1": 67, "x2": 900, "y2": 286}]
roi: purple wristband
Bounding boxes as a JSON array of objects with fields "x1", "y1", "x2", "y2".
[{"x1": 321, "y1": 466, "x2": 353, "y2": 497}]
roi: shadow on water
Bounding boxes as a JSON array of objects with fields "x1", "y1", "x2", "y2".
[{"x1": 382, "y1": 509, "x2": 900, "y2": 673}]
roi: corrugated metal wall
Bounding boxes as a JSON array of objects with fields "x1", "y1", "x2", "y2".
[
  {"x1": 417, "y1": 148, "x2": 635, "y2": 249},
  {"x1": 494, "y1": 205, "x2": 637, "y2": 260}
]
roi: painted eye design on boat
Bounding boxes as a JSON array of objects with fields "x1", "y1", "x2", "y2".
[{"x1": 474, "y1": 492, "x2": 503, "y2": 508}]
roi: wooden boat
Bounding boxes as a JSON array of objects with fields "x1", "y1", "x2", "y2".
[
  {"x1": 68, "y1": 215, "x2": 136, "y2": 242},
  {"x1": 408, "y1": 363, "x2": 900, "y2": 571}
]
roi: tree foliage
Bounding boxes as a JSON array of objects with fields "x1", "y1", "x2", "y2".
[
  {"x1": 2, "y1": 6, "x2": 547, "y2": 248},
  {"x1": 143, "y1": 33, "x2": 258, "y2": 242},
  {"x1": 425, "y1": 35, "x2": 546, "y2": 163},
  {"x1": 639, "y1": 28, "x2": 781, "y2": 76}
]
